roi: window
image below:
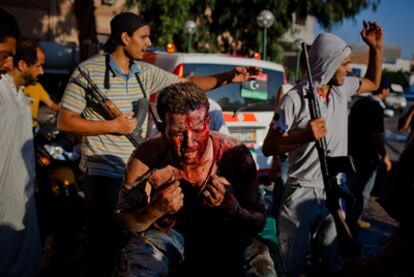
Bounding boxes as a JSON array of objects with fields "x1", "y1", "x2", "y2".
[{"x1": 184, "y1": 64, "x2": 284, "y2": 112}]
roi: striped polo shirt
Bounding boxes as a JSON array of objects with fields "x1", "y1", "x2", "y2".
[{"x1": 61, "y1": 54, "x2": 178, "y2": 177}]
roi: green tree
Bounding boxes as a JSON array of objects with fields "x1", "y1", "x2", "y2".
[
  {"x1": 125, "y1": 0, "x2": 195, "y2": 49},
  {"x1": 126, "y1": 0, "x2": 379, "y2": 62}
]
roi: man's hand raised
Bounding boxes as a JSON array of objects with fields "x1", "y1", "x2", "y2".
[{"x1": 361, "y1": 20, "x2": 383, "y2": 50}]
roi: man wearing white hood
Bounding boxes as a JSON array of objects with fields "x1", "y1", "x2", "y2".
[{"x1": 263, "y1": 22, "x2": 383, "y2": 275}]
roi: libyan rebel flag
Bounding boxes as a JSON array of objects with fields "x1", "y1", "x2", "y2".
[{"x1": 241, "y1": 72, "x2": 268, "y2": 100}]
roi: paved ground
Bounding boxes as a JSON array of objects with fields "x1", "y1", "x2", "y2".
[
  {"x1": 348, "y1": 102, "x2": 414, "y2": 264},
  {"x1": 358, "y1": 197, "x2": 398, "y2": 259},
  {"x1": 356, "y1": 104, "x2": 409, "y2": 260}
]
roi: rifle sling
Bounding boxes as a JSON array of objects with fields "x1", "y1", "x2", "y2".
[
  {"x1": 103, "y1": 54, "x2": 159, "y2": 130},
  {"x1": 102, "y1": 54, "x2": 149, "y2": 105}
]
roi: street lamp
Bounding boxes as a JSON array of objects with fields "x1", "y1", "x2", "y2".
[
  {"x1": 183, "y1": 20, "x2": 196, "y2": 53},
  {"x1": 256, "y1": 10, "x2": 274, "y2": 60}
]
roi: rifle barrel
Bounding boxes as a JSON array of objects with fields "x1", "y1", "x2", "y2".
[
  {"x1": 300, "y1": 41, "x2": 357, "y2": 256},
  {"x1": 77, "y1": 67, "x2": 107, "y2": 102}
]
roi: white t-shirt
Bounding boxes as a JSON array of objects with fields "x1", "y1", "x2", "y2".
[
  {"x1": 0, "y1": 74, "x2": 41, "y2": 276},
  {"x1": 272, "y1": 77, "x2": 360, "y2": 187}
]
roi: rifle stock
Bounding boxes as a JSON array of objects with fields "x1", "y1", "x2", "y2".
[
  {"x1": 103, "y1": 99, "x2": 122, "y2": 118},
  {"x1": 300, "y1": 42, "x2": 359, "y2": 257},
  {"x1": 75, "y1": 67, "x2": 142, "y2": 148}
]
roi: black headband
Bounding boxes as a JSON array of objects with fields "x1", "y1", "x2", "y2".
[
  {"x1": 103, "y1": 12, "x2": 147, "y2": 51},
  {"x1": 110, "y1": 12, "x2": 147, "y2": 38}
]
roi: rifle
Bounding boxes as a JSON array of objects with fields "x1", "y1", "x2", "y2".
[
  {"x1": 74, "y1": 66, "x2": 149, "y2": 148},
  {"x1": 301, "y1": 42, "x2": 359, "y2": 257}
]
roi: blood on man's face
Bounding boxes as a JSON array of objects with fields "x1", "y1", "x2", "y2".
[{"x1": 164, "y1": 105, "x2": 210, "y2": 165}]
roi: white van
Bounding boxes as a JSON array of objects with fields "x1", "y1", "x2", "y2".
[{"x1": 144, "y1": 51, "x2": 287, "y2": 183}]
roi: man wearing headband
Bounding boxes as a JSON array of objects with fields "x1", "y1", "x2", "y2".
[
  {"x1": 57, "y1": 12, "x2": 258, "y2": 276},
  {"x1": 262, "y1": 22, "x2": 383, "y2": 275}
]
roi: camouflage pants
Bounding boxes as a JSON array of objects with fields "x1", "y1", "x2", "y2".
[{"x1": 114, "y1": 228, "x2": 277, "y2": 277}]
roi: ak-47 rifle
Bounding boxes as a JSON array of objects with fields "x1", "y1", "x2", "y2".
[
  {"x1": 73, "y1": 66, "x2": 149, "y2": 148},
  {"x1": 301, "y1": 42, "x2": 359, "y2": 257}
]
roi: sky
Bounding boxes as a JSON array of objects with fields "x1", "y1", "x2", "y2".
[{"x1": 316, "y1": 0, "x2": 414, "y2": 59}]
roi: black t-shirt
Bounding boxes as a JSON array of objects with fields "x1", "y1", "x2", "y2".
[{"x1": 348, "y1": 96, "x2": 384, "y2": 162}]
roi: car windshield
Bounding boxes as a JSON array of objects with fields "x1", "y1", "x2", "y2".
[{"x1": 183, "y1": 64, "x2": 284, "y2": 112}]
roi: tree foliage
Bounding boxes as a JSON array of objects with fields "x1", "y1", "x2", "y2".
[
  {"x1": 125, "y1": 0, "x2": 379, "y2": 62},
  {"x1": 383, "y1": 69, "x2": 410, "y2": 89}
]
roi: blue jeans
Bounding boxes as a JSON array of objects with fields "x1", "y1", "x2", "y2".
[
  {"x1": 347, "y1": 159, "x2": 378, "y2": 231},
  {"x1": 115, "y1": 228, "x2": 277, "y2": 277},
  {"x1": 278, "y1": 185, "x2": 340, "y2": 276}
]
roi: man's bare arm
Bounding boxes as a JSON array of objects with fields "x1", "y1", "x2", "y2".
[
  {"x1": 372, "y1": 131, "x2": 392, "y2": 172},
  {"x1": 178, "y1": 66, "x2": 259, "y2": 92},
  {"x1": 358, "y1": 21, "x2": 383, "y2": 94},
  {"x1": 57, "y1": 107, "x2": 137, "y2": 136},
  {"x1": 262, "y1": 117, "x2": 327, "y2": 157},
  {"x1": 262, "y1": 129, "x2": 307, "y2": 156},
  {"x1": 118, "y1": 204, "x2": 164, "y2": 233},
  {"x1": 43, "y1": 97, "x2": 60, "y2": 112},
  {"x1": 118, "y1": 157, "x2": 184, "y2": 233}
]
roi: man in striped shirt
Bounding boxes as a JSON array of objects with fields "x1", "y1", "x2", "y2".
[{"x1": 57, "y1": 12, "x2": 258, "y2": 276}]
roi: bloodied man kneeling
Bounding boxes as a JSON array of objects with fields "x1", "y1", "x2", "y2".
[{"x1": 114, "y1": 82, "x2": 277, "y2": 276}]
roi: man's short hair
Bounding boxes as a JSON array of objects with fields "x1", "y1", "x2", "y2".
[
  {"x1": 157, "y1": 82, "x2": 209, "y2": 122},
  {"x1": 372, "y1": 76, "x2": 391, "y2": 95},
  {"x1": 0, "y1": 8, "x2": 20, "y2": 42},
  {"x1": 13, "y1": 38, "x2": 43, "y2": 67}
]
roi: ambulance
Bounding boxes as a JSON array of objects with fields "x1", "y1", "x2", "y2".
[{"x1": 144, "y1": 51, "x2": 287, "y2": 184}]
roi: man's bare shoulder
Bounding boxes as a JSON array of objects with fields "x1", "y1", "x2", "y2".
[
  {"x1": 210, "y1": 131, "x2": 241, "y2": 149},
  {"x1": 210, "y1": 131, "x2": 253, "y2": 160}
]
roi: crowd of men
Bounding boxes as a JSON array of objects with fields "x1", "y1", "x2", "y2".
[{"x1": 1, "y1": 7, "x2": 413, "y2": 277}]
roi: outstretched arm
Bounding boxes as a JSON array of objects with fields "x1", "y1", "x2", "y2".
[
  {"x1": 358, "y1": 21, "x2": 383, "y2": 94},
  {"x1": 179, "y1": 66, "x2": 260, "y2": 92}
]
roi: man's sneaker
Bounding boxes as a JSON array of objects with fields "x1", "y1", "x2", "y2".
[{"x1": 357, "y1": 219, "x2": 371, "y2": 230}]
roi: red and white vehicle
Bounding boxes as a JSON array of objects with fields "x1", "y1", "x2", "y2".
[{"x1": 144, "y1": 51, "x2": 287, "y2": 184}]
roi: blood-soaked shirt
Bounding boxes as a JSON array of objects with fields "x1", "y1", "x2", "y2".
[{"x1": 117, "y1": 131, "x2": 266, "y2": 238}]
